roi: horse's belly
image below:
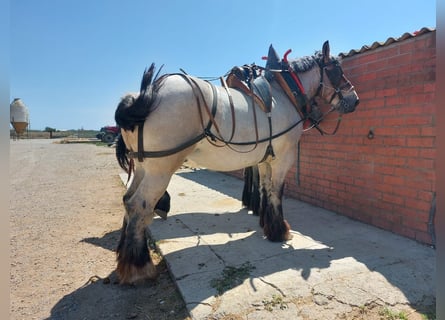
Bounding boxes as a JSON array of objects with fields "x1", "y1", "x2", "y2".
[{"x1": 186, "y1": 144, "x2": 266, "y2": 171}]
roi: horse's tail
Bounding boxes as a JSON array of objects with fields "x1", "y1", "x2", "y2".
[
  {"x1": 115, "y1": 63, "x2": 161, "y2": 131},
  {"x1": 116, "y1": 133, "x2": 130, "y2": 173}
]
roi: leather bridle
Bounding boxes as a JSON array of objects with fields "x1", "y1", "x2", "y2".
[
  {"x1": 315, "y1": 59, "x2": 355, "y2": 109},
  {"x1": 304, "y1": 59, "x2": 355, "y2": 135}
]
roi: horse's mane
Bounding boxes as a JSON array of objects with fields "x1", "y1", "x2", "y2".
[{"x1": 290, "y1": 51, "x2": 341, "y2": 73}]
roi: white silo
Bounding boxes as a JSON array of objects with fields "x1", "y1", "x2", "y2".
[{"x1": 10, "y1": 98, "x2": 29, "y2": 137}]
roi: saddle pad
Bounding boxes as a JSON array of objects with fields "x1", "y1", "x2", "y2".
[
  {"x1": 252, "y1": 76, "x2": 272, "y2": 113},
  {"x1": 226, "y1": 73, "x2": 272, "y2": 113}
]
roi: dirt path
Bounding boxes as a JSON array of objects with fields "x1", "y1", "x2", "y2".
[{"x1": 10, "y1": 139, "x2": 190, "y2": 320}]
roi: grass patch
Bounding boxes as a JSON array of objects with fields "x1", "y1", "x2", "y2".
[
  {"x1": 379, "y1": 307, "x2": 408, "y2": 320},
  {"x1": 210, "y1": 261, "x2": 255, "y2": 296},
  {"x1": 262, "y1": 294, "x2": 288, "y2": 311}
]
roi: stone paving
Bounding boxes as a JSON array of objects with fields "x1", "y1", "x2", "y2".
[{"x1": 121, "y1": 168, "x2": 435, "y2": 319}]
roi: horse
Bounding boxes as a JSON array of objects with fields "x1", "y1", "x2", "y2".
[{"x1": 114, "y1": 41, "x2": 359, "y2": 284}]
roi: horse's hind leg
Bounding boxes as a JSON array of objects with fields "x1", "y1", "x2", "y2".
[
  {"x1": 242, "y1": 166, "x2": 260, "y2": 215},
  {"x1": 257, "y1": 159, "x2": 293, "y2": 242}
]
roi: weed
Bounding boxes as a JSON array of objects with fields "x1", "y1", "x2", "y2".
[
  {"x1": 210, "y1": 261, "x2": 255, "y2": 296},
  {"x1": 262, "y1": 294, "x2": 288, "y2": 311},
  {"x1": 379, "y1": 307, "x2": 408, "y2": 320}
]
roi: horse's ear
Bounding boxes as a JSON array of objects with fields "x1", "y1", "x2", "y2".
[{"x1": 322, "y1": 41, "x2": 330, "y2": 64}]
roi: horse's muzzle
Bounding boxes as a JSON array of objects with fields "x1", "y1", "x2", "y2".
[{"x1": 338, "y1": 95, "x2": 359, "y2": 114}]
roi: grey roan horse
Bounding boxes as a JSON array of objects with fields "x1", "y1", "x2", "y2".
[{"x1": 114, "y1": 41, "x2": 359, "y2": 284}]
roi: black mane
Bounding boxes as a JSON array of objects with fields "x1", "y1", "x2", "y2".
[{"x1": 290, "y1": 51, "x2": 341, "y2": 73}]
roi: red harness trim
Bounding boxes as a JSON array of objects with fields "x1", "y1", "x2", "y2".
[
  {"x1": 282, "y1": 49, "x2": 312, "y2": 129},
  {"x1": 283, "y1": 49, "x2": 306, "y2": 95}
]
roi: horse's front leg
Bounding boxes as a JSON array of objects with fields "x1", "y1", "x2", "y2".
[
  {"x1": 115, "y1": 151, "x2": 189, "y2": 284},
  {"x1": 258, "y1": 161, "x2": 292, "y2": 242},
  {"x1": 116, "y1": 171, "x2": 160, "y2": 284}
]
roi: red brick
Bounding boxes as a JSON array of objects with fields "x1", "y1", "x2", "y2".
[
  {"x1": 405, "y1": 115, "x2": 433, "y2": 126},
  {"x1": 366, "y1": 59, "x2": 388, "y2": 71},
  {"x1": 383, "y1": 175, "x2": 405, "y2": 186},
  {"x1": 357, "y1": 72, "x2": 377, "y2": 82},
  {"x1": 385, "y1": 95, "x2": 407, "y2": 106},
  {"x1": 374, "y1": 183, "x2": 393, "y2": 194},
  {"x1": 376, "y1": 88, "x2": 398, "y2": 98},
  {"x1": 383, "y1": 137, "x2": 406, "y2": 146},
  {"x1": 404, "y1": 178, "x2": 432, "y2": 190},
  {"x1": 403, "y1": 218, "x2": 427, "y2": 232},
  {"x1": 375, "y1": 164, "x2": 394, "y2": 175},
  {"x1": 408, "y1": 93, "x2": 435, "y2": 104},
  {"x1": 383, "y1": 117, "x2": 406, "y2": 126},
  {"x1": 415, "y1": 232, "x2": 433, "y2": 245},
  {"x1": 375, "y1": 47, "x2": 399, "y2": 60},
  {"x1": 404, "y1": 198, "x2": 431, "y2": 212},
  {"x1": 391, "y1": 186, "x2": 418, "y2": 198},
  {"x1": 424, "y1": 82, "x2": 435, "y2": 92},
  {"x1": 417, "y1": 191, "x2": 434, "y2": 203},
  {"x1": 388, "y1": 53, "x2": 412, "y2": 66},
  {"x1": 419, "y1": 148, "x2": 436, "y2": 159},
  {"x1": 392, "y1": 147, "x2": 418, "y2": 158},
  {"x1": 406, "y1": 158, "x2": 434, "y2": 169},
  {"x1": 399, "y1": 226, "x2": 419, "y2": 239},
  {"x1": 406, "y1": 137, "x2": 435, "y2": 147},
  {"x1": 382, "y1": 193, "x2": 405, "y2": 205},
  {"x1": 399, "y1": 41, "x2": 416, "y2": 54},
  {"x1": 399, "y1": 84, "x2": 425, "y2": 95}
]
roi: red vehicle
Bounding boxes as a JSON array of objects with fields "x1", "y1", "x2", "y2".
[{"x1": 96, "y1": 125, "x2": 120, "y2": 143}]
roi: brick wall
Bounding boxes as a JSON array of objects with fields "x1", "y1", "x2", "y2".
[{"x1": 287, "y1": 31, "x2": 436, "y2": 245}]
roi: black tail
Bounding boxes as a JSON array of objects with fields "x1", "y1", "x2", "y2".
[
  {"x1": 116, "y1": 134, "x2": 130, "y2": 173},
  {"x1": 115, "y1": 63, "x2": 160, "y2": 131}
]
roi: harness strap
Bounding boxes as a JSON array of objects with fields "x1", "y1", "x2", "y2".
[
  {"x1": 130, "y1": 73, "x2": 217, "y2": 160},
  {"x1": 137, "y1": 122, "x2": 144, "y2": 162},
  {"x1": 219, "y1": 76, "x2": 236, "y2": 142},
  {"x1": 129, "y1": 132, "x2": 206, "y2": 159}
]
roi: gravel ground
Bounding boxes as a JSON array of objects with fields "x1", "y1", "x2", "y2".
[{"x1": 10, "y1": 139, "x2": 190, "y2": 320}]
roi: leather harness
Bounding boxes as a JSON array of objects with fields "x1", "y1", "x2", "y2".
[{"x1": 128, "y1": 49, "x2": 350, "y2": 162}]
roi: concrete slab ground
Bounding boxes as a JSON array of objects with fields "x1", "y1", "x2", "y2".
[{"x1": 120, "y1": 168, "x2": 435, "y2": 319}]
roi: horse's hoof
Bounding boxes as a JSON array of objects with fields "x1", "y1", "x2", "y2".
[
  {"x1": 117, "y1": 261, "x2": 158, "y2": 285},
  {"x1": 284, "y1": 232, "x2": 293, "y2": 241},
  {"x1": 155, "y1": 209, "x2": 168, "y2": 220}
]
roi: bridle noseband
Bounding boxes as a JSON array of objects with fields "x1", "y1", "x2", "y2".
[{"x1": 315, "y1": 59, "x2": 354, "y2": 105}]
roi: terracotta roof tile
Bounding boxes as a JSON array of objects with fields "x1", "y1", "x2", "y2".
[{"x1": 339, "y1": 27, "x2": 436, "y2": 58}]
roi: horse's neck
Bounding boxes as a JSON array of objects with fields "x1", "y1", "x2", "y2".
[{"x1": 297, "y1": 66, "x2": 320, "y2": 99}]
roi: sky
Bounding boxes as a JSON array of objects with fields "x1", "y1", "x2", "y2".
[{"x1": 10, "y1": 0, "x2": 436, "y2": 131}]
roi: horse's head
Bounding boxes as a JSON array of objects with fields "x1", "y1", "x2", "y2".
[{"x1": 314, "y1": 41, "x2": 360, "y2": 114}]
